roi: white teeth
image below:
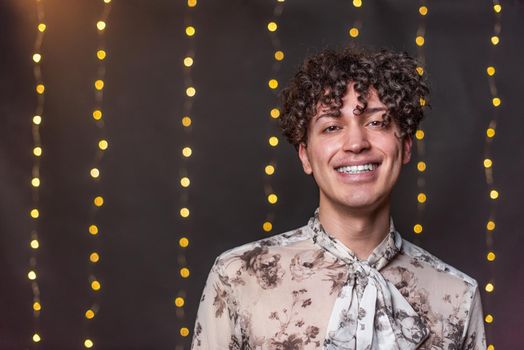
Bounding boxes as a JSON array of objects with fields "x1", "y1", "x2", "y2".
[{"x1": 336, "y1": 163, "x2": 377, "y2": 174}]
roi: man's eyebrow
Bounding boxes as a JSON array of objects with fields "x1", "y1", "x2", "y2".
[
  {"x1": 313, "y1": 112, "x2": 337, "y2": 123},
  {"x1": 360, "y1": 106, "x2": 387, "y2": 116}
]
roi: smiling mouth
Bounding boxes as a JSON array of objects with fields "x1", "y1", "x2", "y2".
[{"x1": 335, "y1": 163, "x2": 380, "y2": 174}]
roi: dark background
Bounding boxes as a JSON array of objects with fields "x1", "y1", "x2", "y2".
[{"x1": 1, "y1": 0, "x2": 523, "y2": 348}]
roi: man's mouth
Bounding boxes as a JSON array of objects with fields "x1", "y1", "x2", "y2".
[{"x1": 335, "y1": 163, "x2": 380, "y2": 174}]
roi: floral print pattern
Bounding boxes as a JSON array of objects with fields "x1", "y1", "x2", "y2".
[{"x1": 191, "y1": 210, "x2": 486, "y2": 349}]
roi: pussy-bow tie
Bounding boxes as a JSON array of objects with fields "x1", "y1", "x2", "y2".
[{"x1": 308, "y1": 212, "x2": 429, "y2": 350}]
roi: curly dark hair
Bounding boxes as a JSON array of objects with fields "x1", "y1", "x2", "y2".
[{"x1": 280, "y1": 47, "x2": 429, "y2": 149}]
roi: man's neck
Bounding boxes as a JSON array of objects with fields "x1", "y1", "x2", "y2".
[{"x1": 318, "y1": 200, "x2": 391, "y2": 260}]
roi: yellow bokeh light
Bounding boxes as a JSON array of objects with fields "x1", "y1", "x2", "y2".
[
  {"x1": 33, "y1": 301, "x2": 42, "y2": 311},
  {"x1": 33, "y1": 115, "x2": 42, "y2": 125},
  {"x1": 90, "y1": 168, "x2": 100, "y2": 178},
  {"x1": 270, "y1": 108, "x2": 280, "y2": 118},
  {"x1": 175, "y1": 297, "x2": 185, "y2": 307},
  {"x1": 97, "y1": 50, "x2": 107, "y2": 60},
  {"x1": 486, "y1": 128, "x2": 496, "y2": 138},
  {"x1": 492, "y1": 97, "x2": 501, "y2": 107},
  {"x1": 267, "y1": 193, "x2": 278, "y2": 204},
  {"x1": 98, "y1": 139, "x2": 109, "y2": 150},
  {"x1": 486, "y1": 220, "x2": 496, "y2": 231},
  {"x1": 188, "y1": 0, "x2": 197, "y2": 7},
  {"x1": 31, "y1": 177, "x2": 40, "y2": 187},
  {"x1": 33, "y1": 146, "x2": 42, "y2": 157},
  {"x1": 180, "y1": 327, "x2": 190, "y2": 337},
  {"x1": 487, "y1": 345, "x2": 495, "y2": 350},
  {"x1": 491, "y1": 36, "x2": 499, "y2": 45},
  {"x1": 268, "y1": 79, "x2": 279, "y2": 89},
  {"x1": 416, "y1": 66, "x2": 424, "y2": 76},
  {"x1": 89, "y1": 225, "x2": 99, "y2": 235},
  {"x1": 36, "y1": 84, "x2": 45, "y2": 94},
  {"x1": 33, "y1": 53, "x2": 42, "y2": 63},
  {"x1": 30, "y1": 239, "x2": 40, "y2": 249},
  {"x1": 353, "y1": 0, "x2": 362, "y2": 8},
  {"x1": 269, "y1": 136, "x2": 279, "y2": 147},
  {"x1": 180, "y1": 177, "x2": 191, "y2": 187},
  {"x1": 483, "y1": 158, "x2": 492, "y2": 168},
  {"x1": 486, "y1": 66, "x2": 495, "y2": 76},
  {"x1": 489, "y1": 190, "x2": 499, "y2": 200},
  {"x1": 484, "y1": 314, "x2": 493, "y2": 323},
  {"x1": 267, "y1": 22, "x2": 278, "y2": 32},
  {"x1": 33, "y1": 333, "x2": 41, "y2": 342},
  {"x1": 419, "y1": 97, "x2": 426, "y2": 106},
  {"x1": 94, "y1": 196, "x2": 104, "y2": 207},
  {"x1": 92, "y1": 110, "x2": 103, "y2": 120},
  {"x1": 104, "y1": 0, "x2": 112, "y2": 3},
  {"x1": 415, "y1": 36, "x2": 425, "y2": 46},
  {"x1": 417, "y1": 161, "x2": 426, "y2": 172},
  {"x1": 28, "y1": 270, "x2": 37, "y2": 280},
  {"x1": 265, "y1": 165, "x2": 275, "y2": 175},
  {"x1": 274, "y1": 51, "x2": 284, "y2": 61},
  {"x1": 415, "y1": 129, "x2": 425, "y2": 140},
  {"x1": 90, "y1": 252, "x2": 100, "y2": 263},
  {"x1": 485, "y1": 282, "x2": 494, "y2": 293},
  {"x1": 493, "y1": 4, "x2": 502, "y2": 13},
  {"x1": 30, "y1": 209, "x2": 40, "y2": 219},
  {"x1": 186, "y1": 26, "x2": 196, "y2": 36},
  {"x1": 487, "y1": 251, "x2": 496, "y2": 261},
  {"x1": 413, "y1": 224, "x2": 423, "y2": 234},
  {"x1": 85, "y1": 309, "x2": 95, "y2": 319},
  {"x1": 38, "y1": 23, "x2": 46, "y2": 32},
  {"x1": 179, "y1": 237, "x2": 189, "y2": 248},
  {"x1": 180, "y1": 207, "x2": 190, "y2": 218},
  {"x1": 97, "y1": 21, "x2": 106, "y2": 31},
  {"x1": 84, "y1": 339, "x2": 94, "y2": 348},
  {"x1": 182, "y1": 147, "x2": 192, "y2": 157},
  {"x1": 91, "y1": 280, "x2": 101, "y2": 291},
  {"x1": 183, "y1": 57, "x2": 194, "y2": 67},
  {"x1": 186, "y1": 87, "x2": 196, "y2": 97},
  {"x1": 180, "y1": 267, "x2": 190, "y2": 278},
  {"x1": 349, "y1": 27, "x2": 359, "y2": 38},
  {"x1": 262, "y1": 221, "x2": 273, "y2": 232},
  {"x1": 95, "y1": 80, "x2": 104, "y2": 90},
  {"x1": 417, "y1": 193, "x2": 427, "y2": 203},
  {"x1": 182, "y1": 116, "x2": 192, "y2": 127},
  {"x1": 419, "y1": 6, "x2": 428, "y2": 16}
]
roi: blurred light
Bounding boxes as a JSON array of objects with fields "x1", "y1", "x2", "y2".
[
  {"x1": 265, "y1": 165, "x2": 275, "y2": 175},
  {"x1": 180, "y1": 327, "x2": 190, "y2": 337},
  {"x1": 30, "y1": 239, "x2": 40, "y2": 249},
  {"x1": 349, "y1": 27, "x2": 359, "y2": 38},
  {"x1": 97, "y1": 50, "x2": 106, "y2": 60},
  {"x1": 33, "y1": 302, "x2": 42, "y2": 311},
  {"x1": 33, "y1": 115, "x2": 42, "y2": 125},
  {"x1": 90, "y1": 168, "x2": 100, "y2": 178},
  {"x1": 419, "y1": 6, "x2": 428, "y2": 16},
  {"x1": 180, "y1": 208, "x2": 190, "y2": 218},
  {"x1": 267, "y1": 22, "x2": 278, "y2": 32},
  {"x1": 267, "y1": 193, "x2": 278, "y2": 204},
  {"x1": 486, "y1": 128, "x2": 496, "y2": 138},
  {"x1": 179, "y1": 237, "x2": 189, "y2": 248},
  {"x1": 416, "y1": 66, "x2": 424, "y2": 76},
  {"x1": 182, "y1": 147, "x2": 192, "y2": 157},
  {"x1": 30, "y1": 209, "x2": 40, "y2": 219},
  {"x1": 33, "y1": 53, "x2": 42, "y2": 63},
  {"x1": 262, "y1": 221, "x2": 272, "y2": 232},
  {"x1": 36, "y1": 84, "x2": 45, "y2": 94},
  {"x1": 98, "y1": 139, "x2": 109, "y2": 150},
  {"x1": 485, "y1": 314, "x2": 493, "y2": 323},
  {"x1": 89, "y1": 225, "x2": 99, "y2": 235},
  {"x1": 487, "y1": 251, "x2": 496, "y2": 261},
  {"x1": 186, "y1": 26, "x2": 196, "y2": 36},
  {"x1": 187, "y1": 0, "x2": 197, "y2": 7},
  {"x1": 489, "y1": 190, "x2": 499, "y2": 200},
  {"x1": 186, "y1": 87, "x2": 196, "y2": 97},
  {"x1": 413, "y1": 224, "x2": 423, "y2": 234},
  {"x1": 33, "y1": 147, "x2": 42, "y2": 157},
  {"x1": 183, "y1": 57, "x2": 194, "y2": 67},
  {"x1": 84, "y1": 339, "x2": 94, "y2": 348},
  {"x1": 417, "y1": 193, "x2": 427, "y2": 203},
  {"x1": 85, "y1": 309, "x2": 95, "y2": 319},
  {"x1": 415, "y1": 36, "x2": 425, "y2": 46},
  {"x1": 97, "y1": 21, "x2": 106, "y2": 31},
  {"x1": 274, "y1": 51, "x2": 284, "y2": 61},
  {"x1": 417, "y1": 161, "x2": 426, "y2": 172},
  {"x1": 38, "y1": 23, "x2": 46, "y2": 32},
  {"x1": 33, "y1": 333, "x2": 41, "y2": 343},
  {"x1": 182, "y1": 116, "x2": 192, "y2": 127},
  {"x1": 180, "y1": 177, "x2": 190, "y2": 187},
  {"x1": 104, "y1": 0, "x2": 112, "y2": 3},
  {"x1": 175, "y1": 297, "x2": 185, "y2": 307},
  {"x1": 268, "y1": 79, "x2": 278, "y2": 89},
  {"x1": 491, "y1": 36, "x2": 499, "y2": 45},
  {"x1": 487, "y1": 345, "x2": 495, "y2": 350},
  {"x1": 180, "y1": 267, "x2": 190, "y2": 278},
  {"x1": 486, "y1": 220, "x2": 496, "y2": 231},
  {"x1": 28, "y1": 270, "x2": 37, "y2": 280},
  {"x1": 483, "y1": 158, "x2": 493, "y2": 168},
  {"x1": 91, "y1": 280, "x2": 101, "y2": 291},
  {"x1": 92, "y1": 110, "x2": 102, "y2": 120},
  {"x1": 493, "y1": 4, "x2": 502, "y2": 13},
  {"x1": 415, "y1": 129, "x2": 425, "y2": 140},
  {"x1": 269, "y1": 136, "x2": 279, "y2": 147},
  {"x1": 419, "y1": 97, "x2": 426, "y2": 106},
  {"x1": 94, "y1": 196, "x2": 104, "y2": 207},
  {"x1": 31, "y1": 178, "x2": 41, "y2": 187},
  {"x1": 492, "y1": 97, "x2": 501, "y2": 107},
  {"x1": 270, "y1": 108, "x2": 280, "y2": 118},
  {"x1": 95, "y1": 80, "x2": 104, "y2": 90},
  {"x1": 486, "y1": 66, "x2": 495, "y2": 76},
  {"x1": 485, "y1": 282, "x2": 494, "y2": 293},
  {"x1": 90, "y1": 252, "x2": 100, "y2": 263},
  {"x1": 353, "y1": 0, "x2": 362, "y2": 8}
]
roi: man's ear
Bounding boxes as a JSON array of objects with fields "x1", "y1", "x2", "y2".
[
  {"x1": 298, "y1": 143, "x2": 313, "y2": 174},
  {"x1": 402, "y1": 135, "x2": 413, "y2": 164}
]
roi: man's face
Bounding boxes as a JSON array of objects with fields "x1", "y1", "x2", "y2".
[{"x1": 298, "y1": 84, "x2": 412, "y2": 213}]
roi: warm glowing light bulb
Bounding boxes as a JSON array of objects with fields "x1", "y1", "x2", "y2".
[
  {"x1": 97, "y1": 21, "x2": 106, "y2": 31},
  {"x1": 489, "y1": 190, "x2": 499, "y2": 200},
  {"x1": 90, "y1": 252, "x2": 100, "y2": 263},
  {"x1": 90, "y1": 168, "x2": 100, "y2": 178},
  {"x1": 33, "y1": 115, "x2": 42, "y2": 125},
  {"x1": 188, "y1": 0, "x2": 197, "y2": 7},
  {"x1": 263, "y1": 221, "x2": 273, "y2": 232},
  {"x1": 491, "y1": 36, "x2": 499, "y2": 45},
  {"x1": 274, "y1": 51, "x2": 284, "y2": 61},
  {"x1": 182, "y1": 147, "x2": 192, "y2": 157},
  {"x1": 175, "y1": 297, "x2": 185, "y2": 307},
  {"x1": 485, "y1": 282, "x2": 494, "y2": 293},
  {"x1": 487, "y1": 251, "x2": 496, "y2": 261},
  {"x1": 268, "y1": 79, "x2": 279, "y2": 89},
  {"x1": 33, "y1": 147, "x2": 42, "y2": 157},
  {"x1": 265, "y1": 165, "x2": 275, "y2": 175},
  {"x1": 415, "y1": 130, "x2": 425, "y2": 140},
  {"x1": 270, "y1": 108, "x2": 280, "y2": 118},
  {"x1": 89, "y1": 225, "x2": 99, "y2": 235},
  {"x1": 419, "y1": 97, "x2": 426, "y2": 106},
  {"x1": 28, "y1": 270, "x2": 37, "y2": 280},
  {"x1": 98, "y1": 139, "x2": 109, "y2": 150},
  {"x1": 353, "y1": 0, "x2": 362, "y2": 8},
  {"x1": 484, "y1": 314, "x2": 493, "y2": 323},
  {"x1": 38, "y1": 23, "x2": 46, "y2": 32},
  {"x1": 95, "y1": 80, "x2": 104, "y2": 90},
  {"x1": 180, "y1": 267, "x2": 190, "y2": 278},
  {"x1": 180, "y1": 208, "x2": 190, "y2": 218},
  {"x1": 182, "y1": 116, "x2": 192, "y2": 127},
  {"x1": 183, "y1": 57, "x2": 194, "y2": 67},
  {"x1": 36, "y1": 84, "x2": 45, "y2": 94},
  {"x1": 180, "y1": 177, "x2": 191, "y2": 187},
  {"x1": 94, "y1": 196, "x2": 104, "y2": 207},
  {"x1": 179, "y1": 237, "x2": 189, "y2": 248},
  {"x1": 486, "y1": 220, "x2": 496, "y2": 231},
  {"x1": 349, "y1": 27, "x2": 359, "y2": 38},
  {"x1": 417, "y1": 161, "x2": 426, "y2": 172},
  {"x1": 419, "y1": 6, "x2": 428, "y2": 16},
  {"x1": 33, "y1": 333, "x2": 41, "y2": 342},
  {"x1": 269, "y1": 136, "x2": 279, "y2": 147},
  {"x1": 97, "y1": 50, "x2": 106, "y2": 60},
  {"x1": 30, "y1": 209, "x2": 40, "y2": 219},
  {"x1": 186, "y1": 87, "x2": 196, "y2": 97},
  {"x1": 486, "y1": 128, "x2": 496, "y2": 138},
  {"x1": 84, "y1": 339, "x2": 94, "y2": 348},
  {"x1": 267, "y1": 22, "x2": 278, "y2": 32},
  {"x1": 186, "y1": 26, "x2": 196, "y2": 36},
  {"x1": 413, "y1": 224, "x2": 423, "y2": 234},
  {"x1": 415, "y1": 36, "x2": 425, "y2": 46},
  {"x1": 33, "y1": 53, "x2": 42, "y2": 63},
  {"x1": 91, "y1": 280, "x2": 101, "y2": 291},
  {"x1": 92, "y1": 110, "x2": 102, "y2": 120},
  {"x1": 85, "y1": 309, "x2": 95, "y2": 319},
  {"x1": 493, "y1": 4, "x2": 502, "y2": 13},
  {"x1": 483, "y1": 159, "x2": 492, "y2": 168},
  {"x1": 417, "y1": 193, "x2": 427, "y2": 203},
  {"x1": 180, "y1": 327, "x2": 190, "y2": 337},
  {"x1": 267, "y1": 193, "x2": 278, "y2": 204},
  {"x1": 33, "y1": 301, "x2": 42, "y2": 311},
  {"x1": 486, "y1": 66, "x2": 495, "y2": 76},
  {"x1": 30, "y1": 239, "x2": 40, "y2": 249},
  {"x1": 31, "y1": 177, "x2": 40, "y2": 187},
  {"x1": 492, "y1": 97, "x2": 501, "y2": 107},
  {"x1": 487, "y1": 345, "x2": 495, "y2": 350}
]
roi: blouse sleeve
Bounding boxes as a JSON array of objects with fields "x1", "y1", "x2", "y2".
[
  {"x1": 461, "y1": 284, "x2": 487, "y2": 350},
  {"x1": 191, "y1": 258, "x2": 240, "y2": 349}
]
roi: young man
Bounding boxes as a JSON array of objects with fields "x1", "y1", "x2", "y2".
[{"x1": 191, "y1": 48, "x2": 486, "y2": 349}]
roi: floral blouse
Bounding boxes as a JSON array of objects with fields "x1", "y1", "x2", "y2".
[{"x1": 191, "y1": 211, "x2": 486, "y2": 349}]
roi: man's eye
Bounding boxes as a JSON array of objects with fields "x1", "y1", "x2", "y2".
[
  {"x1": 323, "y1": 125, "x2": 340, "y2": 133},
  {"x1": 368, "y1": 120, "x2": 386, "y2": 128}
]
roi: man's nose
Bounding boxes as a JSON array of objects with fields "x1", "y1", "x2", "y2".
[{"x1": 342, "y1": 126, "x2": 371, "y2": 153}]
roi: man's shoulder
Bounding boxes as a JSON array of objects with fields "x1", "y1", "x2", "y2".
[{"x1": 399, "y1": 238, "x2": 478, "y2": 289}]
